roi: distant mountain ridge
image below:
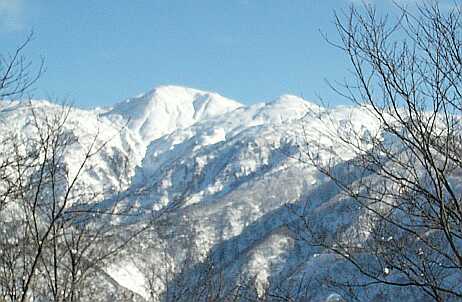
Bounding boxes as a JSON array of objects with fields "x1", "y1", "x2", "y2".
[{"x1": 1, "y1": 85, "x2": 411, "y2": 301}]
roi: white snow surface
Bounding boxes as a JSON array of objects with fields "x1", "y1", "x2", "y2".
[
  {"x1": 104, "y1": 85, "x2": 242, "y2": 146},
  {"x1": 0, "y1": 85, "x2": 408, "y2": 301}
]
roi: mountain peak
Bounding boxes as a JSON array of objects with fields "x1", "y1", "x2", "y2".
[
  {"x1": 140, "y1": 85, "x2": 208, "y2": 100},
  {"x1": 271, "y1": 94, "x2": 319, "y2": 108},
  {"x1": 106, "y1": 85, "x2": 242, "y2": 144}
]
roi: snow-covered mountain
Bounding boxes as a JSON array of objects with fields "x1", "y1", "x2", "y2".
[
  {"x1": 1, "y1": 85, "x2": 412, "y2": 301},
  {"x1": 104, "y1": 85, "x2": 242, "y2": 146}
]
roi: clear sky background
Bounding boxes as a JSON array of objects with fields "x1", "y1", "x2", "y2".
[{"x1": 0, "y1": 0, "x2": 428, "y2": 108}]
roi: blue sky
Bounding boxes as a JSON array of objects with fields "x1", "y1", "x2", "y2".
[{"x1": 0, "y1": 0, "x2": 423, "y2": 107}]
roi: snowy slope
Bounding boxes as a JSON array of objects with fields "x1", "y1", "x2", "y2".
[
  {"x1": 94, "y1": 89, "x2": 384, "y2": 301},
  {"x1": 0, "y1": 86, "x2": 399, "y2": 301},
  {"x1": 0, "y1": 86, "x2": 242, "y2": 200},
  {"x1": 104, "y1": 85, "x2": 242, "y2": 147},
  {"x1": 0, "y1": 100, "x2": 142, "y2": 196}
]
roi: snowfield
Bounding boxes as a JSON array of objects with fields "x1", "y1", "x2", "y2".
[{"x1": 0, "y1": 85, "x2": 431, "y2": 301}]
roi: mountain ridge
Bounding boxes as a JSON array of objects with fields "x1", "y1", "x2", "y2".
[{"x1": 0, "y1": 85, "x2": 395, "y2": 301}]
